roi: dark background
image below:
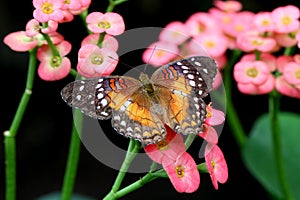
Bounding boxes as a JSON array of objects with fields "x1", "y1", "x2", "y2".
[{"x1": 1, "y1": 0, "x2": 300, "y2": 199}]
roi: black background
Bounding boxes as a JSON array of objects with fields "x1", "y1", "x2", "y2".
[{"x1": 1, "y1": 0, "x2": 300, "y2": 199}]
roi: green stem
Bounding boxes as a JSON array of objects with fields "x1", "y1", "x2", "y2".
[
  {"x1": 42, "y1": 33, "x2": 60, "y2": 57},
  {"x1": 61, "y1": 109, "x2": 83, "y2": 200},
  {"x1": 223, "y1": 50, "x2": 246, "y2": 149},
  {"x1": 184, "y1": 134, "x2": 197, "y2": 149},
  {"x1": 103, "y1": 139, "x2": 140, "y2": 200},
  {"x1": 4, "y1": 48, "x2": 37, "y2": 200},
  {"x1": 269, "y1": 91, "x2": 294, "y2": 200}
]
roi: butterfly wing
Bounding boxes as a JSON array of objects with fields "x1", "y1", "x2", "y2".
[
  {"x1": 151, "y1": 56, "x2": 217, "y2": 134},
  {"x1": 61, "y1": 76, "x2": 141, "y2": 119},
  {"x1": 151, "y1": 56, "x2": 217, "y2": 98},
  {"x1": 61, "y1": 76, "x2": 166, "y2": 145},
  {"x1": 111, "y1": 91, "x2": 166, "y2": 145}
]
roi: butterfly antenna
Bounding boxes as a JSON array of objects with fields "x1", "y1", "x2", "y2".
[
  {"x1": 108, "y1": 56, "x2": 141, "y2": 74},
  {"x1": 143, "y1": 45, "x2": 157, "y2": 73}
]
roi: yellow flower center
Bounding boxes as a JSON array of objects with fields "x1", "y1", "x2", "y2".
[
  {"x1": 98, "y1": 21, "x2": 111, "y2": 29},
  {"x1": 175, "y1": 165, "x2": 185, "y2": 178},
  {"x1": 235, "y1": 24, "x2": 244, "y2": 32},
  {"x1": 63, "y1": 0, "x2": 70, "y2": 4},
  {"x1": 211, "y1": 160, "x2": 216, "y2": 171},
  {"x1": 156, "y1": 140, "x2": 168, "y2": 150},
  {"x1": 261, "y1": 19, "x2": 270, "y2": 26},
  {"x1": 42, "y1": 2, "x2": 54, "y2": 14},
  {"x1": 252, "y1": 39, "x2": 264, "y2": 46},
  {"x1": 246, "y1": 67, "x2": 258, "y2": 78},
  {"x1": 281, "y1": 16, "x2": 292, "y2": 25},
  {"x1": 50, "y1": 56, "x2": 62, "y2": 67},
  {"x1": 205, "y1": 41, "x2": 215, "y2": 48},
  {"x1": 295, "y1": 70, "x2": 300, "y2": 79},
  {"x1": 91, "y1": 55, "x2": 104, "y2": 65},
  {"x1": 222, "y1": 16, "x2": 231, "y2": 24},
  {"x1": 155, "y1": 50, "x2": 165, "y2": 57}
]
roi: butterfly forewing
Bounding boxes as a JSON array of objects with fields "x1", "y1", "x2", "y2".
[
  {"x1": 61, "y1": 76, "x2": 141, "y2": 119},
  {"x1": 151, "y1": 56, "x2": 217, "y2": 98}
]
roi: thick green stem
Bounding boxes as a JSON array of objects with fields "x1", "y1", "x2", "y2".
[
  {"x1": 61, "y1": 109, "x2": 83, "y2": 200},
  {"x1": 223, "y1": 50, "x2": 246, "y2": 149},
  {"x1": 103, "y1": 139, "x2": 140, "y2": 200},
  {"x1": 269, "y1": 91, "x2": 294, "y2": 200},
  {"x1": 4, "y1": 48, "x2": 37, "y2": 200}
]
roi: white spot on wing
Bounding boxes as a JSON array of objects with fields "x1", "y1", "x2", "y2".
[
  {"x1": 100, "y1": 98, "x2": 108, "y2": 106},
  {"x1": 79, "y1": 85, "x2": 84, "y2": 91},
  {"x1": 76, "y1": 95, "x2": 81, "y2": 101},
  {"x1": 202, "y1": 68, "x2": 208, "y2": 74}
]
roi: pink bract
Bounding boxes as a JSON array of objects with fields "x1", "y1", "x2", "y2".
[
  {"x1": 253, "y1": 12, "x2": 275, "y2": 33},
  {"x1": 205, "y1": 104, "x2": 225, "y2": 126},
  {"x1": 214, "y1": 0, "x2": 242, "y2": 12},
  {"x1": 163, "y1": 152, "x2": 200, "y2": 193},
  {"x1": 271, "y1": 5, "x2": 300, "y2": 34},
  {"x1": 142, "y1": 41, "x2": 179, "y2": 67},
  {"x1": 25, "y1": 19, "x2": 41, "y2": 37},
  {"x1": 33, "y1": 0, "x2": 64, "y2": 23},
  {"x1": 4, "y1": 31, "x2": 38, "y2": 52},
  {"x1": 37, "y1": 40, "x2": 72, "y2": 81},
  {"x1": 185, "y1": 12, "x2": 220, "y2": 36},
  {"x1": 274, "y1": 33, "x2": 298, "y2": 47},
  {"x1": 205, "y1": 144, "x2": 228, "y2": 190},
  {"x1": 282, "y1": 62, "x2": 300, "y2": 85},
  {"x1": 276, "y1": 76, "x2": 300, "y2": 99},
  {"x1": 86, "y1": 12, "x2": 125, "y2": 35},
  {"x1": 144, "y1": 125, "x2": 186, "y2": 164},
  {"x1": 77, "y1": 44, "x2": 118, "y2": 77},
  {"x1": 192, "y1": 33, "x2": 228, "y2": 57},
  {"x1": 234, "y1": 61, "x2": 270, "y2": 85},
  {"x1": 159, "y1": 21, "x2": 190, "y2": 45},
  {"x1": 81, "y1": 34, "x2": 119, "y2": 52},
  {"x1": 236, "y1": 31, "x2": 276, "y2": 52},
  {"x1": 237, "y1": 75, "x2": 275, "y2": 95},
  {"x1": 199, "y1": 125, "x2": 219, "y2": 144},
  {"x1": 241, "y1": 53, "x2": 277, "y2": 71}
]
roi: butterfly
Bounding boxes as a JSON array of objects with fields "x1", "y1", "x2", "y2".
[{"x1": 61, "y1": 56, "x2": 217, "y2": 145}]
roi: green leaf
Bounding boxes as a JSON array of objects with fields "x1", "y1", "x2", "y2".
[{"x1": 242, "y1": 112, "x2": 300, "y2": 199}]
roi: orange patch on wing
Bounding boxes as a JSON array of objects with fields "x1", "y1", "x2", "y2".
[
  {"x1": 126, "y1": 102, "x2": 154, "y2": 126},
  {"x1": 169, "y1": 93, "x2": 189, "y2": 123}
]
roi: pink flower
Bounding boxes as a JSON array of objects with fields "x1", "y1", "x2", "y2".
[
  {"x1": 234, "y1": 60, "x2": 275, "y2": 94},
  {"x1": 241, "y1": 53, "x2": 277, "y2": 71},
  {"x1": 159, "y1": 21, "x2": 190, "y2": 45},
  {"x1": 25, "y1": 19, "x2": 41, "y2": 37},
  {"x1": 4, "y1": 31, "x2": 38, "y2": 52},
  {"x1": 236, "y1": 31, "x2": 276, "y2": 52},
  {"x1": 144, "y1": 125, "x2": 186, "y2": 164},
  {"x1": 163, "y1": 152, "x2": 200, "y2": 193},
  {"x1": 214, "y1": 0, "x2": 242, "y2": 13},
  {"x1": 86, "y1": 12, "x2": 125, "y2": 35},
  {"x1": 205, "y1": 144, "x2": 228, "y2": 190},
  {"x1": 234, "y1": 61, "x2": 271, "y2": 85},
  {"x1": 274, "y1": 33, "x2": 298, "y2": 47},
  {"x1": 199, "y1": 124, "x2": 219, "y2": 144},
  {"x1": 33, "y1": 0, "x2": 64, "y2": 23},
  {"x1": 276, "y1": 76, "x2": 300, "y2": 99},
  {"x1": 204, "y1": 103, "x2": 225, "y2": 126},
  {"x1": 185, "y1": 12, "x2": 220, "y2": 36},
  {"x1": 296, "y1": 32, "x2": 300, "y2": 48},
  {"x1": 77, "y1": 44, "x2": 118, "y2": 77},
  {"x1": 192, "y1": 33, "x2": 228, "y2": 57},
  {"x1": 223, "y1": 11, "x2": 254, "y2": 38},
  {"x1": 282, "y1": 62, "x2": 300, "y2": 85},
  {"x1": 271, "y1": 5, "x2": 300, "y2": 34},
  {"x1": 81, "y1": 34, "x2": 119, "y2": 52},
  {"x1": 199, "y1": 103, "x2": 225, "y2": 144},
  {"x1": 253, "y1": 12, "x2": 275, "y2": 33},
  {"x1": 142, "y1": 41, "x2": 179, "y2": 67},
  {"x1": 62, "y1": 0, "x2": 91, "y2": 15},
  {"x1": 37, "y1": 40, "x2": 71, "y2": 81}
]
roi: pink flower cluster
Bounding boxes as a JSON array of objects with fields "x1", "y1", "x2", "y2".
[
  {"x1": 142, "y1": 1, "x2": 300, "y2": 98},
  {"x1": 77, "y1": 12, "x2": 125, "y2": 77},
  {"x1": 3, "y1": 0, "x2": 125, "y2": 80},
  {"x1": 230, "y1": 4, "x2": 300, "y2": 98},
  {"x1": 144, "y1": 103, "x2": 227, "y2": 192}
]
